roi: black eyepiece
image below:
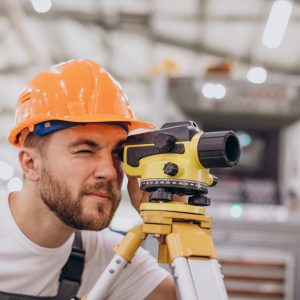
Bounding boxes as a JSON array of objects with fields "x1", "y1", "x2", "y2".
[{"x1": 198, "y1": 131, "x2": 240, "y2": 168}]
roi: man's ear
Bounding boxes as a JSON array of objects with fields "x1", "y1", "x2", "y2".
[{"x1": 19, "y1": 147, "x2": 42, "y2": 181}]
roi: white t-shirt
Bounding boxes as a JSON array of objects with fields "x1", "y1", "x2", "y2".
[{"x1": 0, "y1": 192, "x2": 169, "y2": 299}]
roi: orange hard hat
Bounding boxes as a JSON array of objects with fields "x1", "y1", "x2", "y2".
[{"x1": 8, "y1": 59, "x2": 154, "y2": 147}]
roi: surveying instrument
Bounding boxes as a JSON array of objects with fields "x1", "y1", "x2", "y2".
[{"x1": 78, "y1": 121, "x2": 241, "y2": 300}]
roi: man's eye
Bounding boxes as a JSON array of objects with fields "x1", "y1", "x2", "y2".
[
  {"x1": 75, "y1": 150, "x2": 93, "y2": 154},
  {"x1": 112, "y1": 148, "x2": 124, "y2": 161}
]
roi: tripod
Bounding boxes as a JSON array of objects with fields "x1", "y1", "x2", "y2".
[{"x1": 82, "y1": 200, "x2": 228, "y2": 300}]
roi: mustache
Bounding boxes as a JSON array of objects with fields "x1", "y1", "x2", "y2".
[{"x1": 79, "y1": 181, "x2": 120, "y2": 198}]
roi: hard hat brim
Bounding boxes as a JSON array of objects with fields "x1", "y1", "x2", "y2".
[{"x1": 9, "y1": 115, "x2": 155, "y2": 147}]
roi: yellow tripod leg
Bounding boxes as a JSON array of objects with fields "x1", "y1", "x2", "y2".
[
  {"x1": 84, "y1": 225, "x2": 147, "y2": 300},
  {"x1": 166, "y1": 223, "x2": 227, "y2": 300}
]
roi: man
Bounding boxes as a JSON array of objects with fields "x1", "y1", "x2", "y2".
[{"x1": 0, "y1": 59, "x2": 177, "y2": 299}]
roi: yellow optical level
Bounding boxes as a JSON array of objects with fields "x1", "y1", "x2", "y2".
[{"x1": 123, "y1": 121, "x2": 240, "y2": 206}]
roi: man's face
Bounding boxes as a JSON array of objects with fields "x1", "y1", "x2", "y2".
[{"x1": 38, "y1": 123, "x2": 127, "y2": 231}]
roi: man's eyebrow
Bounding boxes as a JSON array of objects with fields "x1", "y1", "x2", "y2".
[
  {"x1": 68, "y1": 139, "x2": 99, "y2": 148},
  {"x1": 68, "y1": 138, "x2": 126, "y2": 149}
]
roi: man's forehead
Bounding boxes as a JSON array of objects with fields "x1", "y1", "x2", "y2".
[
  {"x1": 54, "y1": 123, "x2": 127, "y2": 144},
  {"x1": 68, "y1": 123, "x2": 125, "y2": 133}
]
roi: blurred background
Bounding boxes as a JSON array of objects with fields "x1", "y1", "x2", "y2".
[{"x1": 1, "y1": 0, "x2": 300, "y2": 299}]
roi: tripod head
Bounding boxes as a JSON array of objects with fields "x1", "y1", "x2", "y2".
[{"x1": 124, "y1": 121, "x2": 240, "y2": 206}]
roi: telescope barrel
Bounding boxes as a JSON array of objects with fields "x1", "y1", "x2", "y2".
[{"x1": 197, "y1": 131, "x2": 240, "y2": 168}]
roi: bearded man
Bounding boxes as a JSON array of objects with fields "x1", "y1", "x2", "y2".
[{"x1": 0, "y1": 59, "x2": 177, "y2": 300}]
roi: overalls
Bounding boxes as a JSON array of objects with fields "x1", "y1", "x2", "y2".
[{"x1": 0, "y1": 231, "x2": 85, "y2": 300}]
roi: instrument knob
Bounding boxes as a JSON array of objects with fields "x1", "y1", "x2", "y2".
[{"x1": 163, "y1": 162, "x2": 179, "y2": 176}]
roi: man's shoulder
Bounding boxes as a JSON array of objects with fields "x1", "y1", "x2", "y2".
[
  {"x1": 81, "y1": 228, "x2": 123, "y2": 262},
  {"x1": 81, "y1": 227, "x2": 124, "y2": 242},
  {"x1": 80, "y1": 228, "x2": 125, "y2": 257}
]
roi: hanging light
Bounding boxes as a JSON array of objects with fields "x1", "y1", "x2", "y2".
[
  {"x1": 201, "y1": 83, "x2": 226, "y2": 100},
  {"x1": 230, "y1": 204, "x2": 243, "y2": 219},
  {"x1": 214, "y1": 84, "x2": 226, "y2": 99},
  {"x1": 30, "y1": 0, "x2": 52, "y2": 13},
  {"x1": 201, "y1": 83, "x2": 215, "y2": 99},
  {"x1": 262, "y1": 0, "x2": 293, "y2": 49},
  {"x1": 247, "y1": 67, "x2": 267, "y2": 84}
]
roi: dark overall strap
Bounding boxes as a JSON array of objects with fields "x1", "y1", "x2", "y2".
[
  {"x1": 0, "y1": 291, "x2": 56, "y2": 300},
  {"x1": 56, "y1": 231, "x2": 85, "y2": 300},
  {"x1": 0, "y1": 231, "x2": 85, "y2": 300}
]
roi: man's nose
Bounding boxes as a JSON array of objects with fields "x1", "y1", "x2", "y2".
[{"x1": 93, "y1": 152, "x2": 117, "y2": 181}]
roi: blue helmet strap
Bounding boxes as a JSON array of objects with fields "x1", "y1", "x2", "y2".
[
  {"x1": 33, "y1": 120, "x2": 129, "y2": 136},
  {"x1": 34, "y1": 120, "x2": 80, "y2": 136}
]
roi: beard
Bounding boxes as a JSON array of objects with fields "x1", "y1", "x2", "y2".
[{"x1": 39, "y1": 167, "x2": 121, "y2": 231}]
